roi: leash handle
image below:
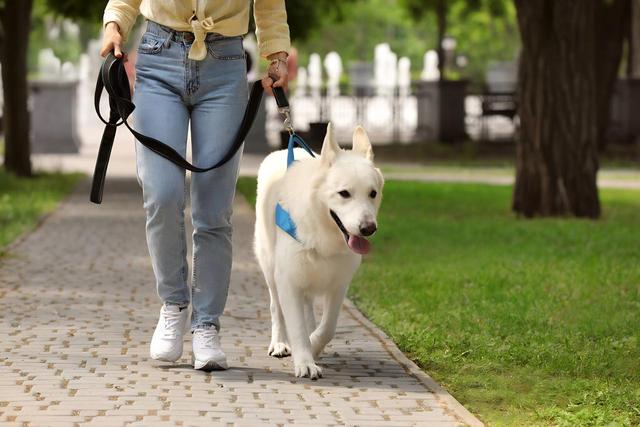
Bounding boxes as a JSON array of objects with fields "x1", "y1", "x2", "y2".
[
  {"x1": 272, "y1": 86, "x2": 289, "y2": 109},
  {"x1": 268, "y1": 72, "x2": 289, "y2": 109},
  {"x1": 271, "y1": 84, "x2": 294, "y2": 134}
]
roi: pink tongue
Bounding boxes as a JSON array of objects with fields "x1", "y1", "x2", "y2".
[{"x1": 348, "y1": 235, "x2": 371, "y2": 255}]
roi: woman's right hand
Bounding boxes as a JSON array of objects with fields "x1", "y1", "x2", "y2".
[{"x1": 100, "y1": 21, "x2": 124, "y2": 58}]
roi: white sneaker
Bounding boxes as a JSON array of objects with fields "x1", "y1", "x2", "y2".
[
  {"x1": 149, "y1": 304, "x2": 189, "y2": 362},
  {"x1": 192, "y1": 327, "x2": 228, "y2": 370}
]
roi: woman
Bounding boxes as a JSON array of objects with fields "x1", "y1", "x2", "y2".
[{"x1": 100, "y1": 0, "x2": 290, "y2": 371}]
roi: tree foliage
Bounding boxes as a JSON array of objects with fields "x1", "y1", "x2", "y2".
[
  {"x1": 400, "y1": 0, "x2": 512, "y2": 80},
  {"x1": 43, "y1": 0, "x2": 104, "y2": 21},
  {"x1": 402, "y1": 0, "x2": 508, "y2": 21},
  {"x1": 42, "y1": 0, "x2": 351, "y2": 39},
  {"x1": 296, "y1": 0, "x2": 434, "y2": 66},
  {"x1": 284, "y1": 0, "x2": 352, "y2": 41},
  {"x1": 294, "y1": 0, "x2": 518, "y2": 88}
]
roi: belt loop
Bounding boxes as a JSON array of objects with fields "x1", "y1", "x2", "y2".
[{"x1": 162, "y1": 29, "x2": 173, "y2": 48}]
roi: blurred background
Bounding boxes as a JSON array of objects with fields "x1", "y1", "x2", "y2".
[
  {"x1": 2, "y1": 1, "x2": 639, "y2": 211},
  {"x1": 3, "y1": 0, "x2": 524, "y2": 157},
  {"x1": 2, "y1": 1, "x2": 639, "y2": 187}
]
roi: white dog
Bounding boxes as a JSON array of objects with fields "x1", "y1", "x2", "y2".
[{"x1": 253, "y1": 123, "x2": 384, "y2": 379}]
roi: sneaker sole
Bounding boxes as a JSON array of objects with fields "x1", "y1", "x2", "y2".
[
  {"x1": 192, "y1": 355, "x2": 228, "y2": 371},
  {"x1": 150, "y1": 351, "x2": 182, "y2": 363}
]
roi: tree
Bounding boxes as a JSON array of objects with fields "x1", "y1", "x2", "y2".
[
  {"x1": 0, "y1": 0, "x2": 34, "y2": 177},
  {"x1": 403, "y1": 0, "x2": 447, "y2": 80},
  {"x1": 632, "y1": 0, "x2": 640, "y2": 78},
  {"x1": 402, "y1": 0, "x2": 508, "y2": 80},
  {"x1": 294, "y1": 0, "x2": 435, "y2": 67},
  {"x1": 0, "y1": 0, "x2": 105, "y2": 177},
  {"x1": 44, "y1": 0, "x2": 103, "y2": 19},
  {"x1": 0, "y1": 0, "x2": 99, "y2": 178},
  {"x1": 512, "y1": 0, "x2": 629, "y2": 218}
]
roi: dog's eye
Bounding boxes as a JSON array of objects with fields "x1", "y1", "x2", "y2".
[
  {"x1": 338, "y1": 190, "x2": 351, "y2": 198},
  {"x1": 369, "y1": 190, "x2": 377, "y2": 199}
]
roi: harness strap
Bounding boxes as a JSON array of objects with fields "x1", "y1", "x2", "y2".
[
  {"x1": 286, "y1": 133, "x2": 315, "y2": 167},
  {"x1": 275, "y1": 203, "x2": 298, "y2": 241},
  {"x1": 91, "y1": 52, "x2": 265, "y2": 204},
  {"x1": 275, "y1": 132, "x2": 316, "y2": 242}
]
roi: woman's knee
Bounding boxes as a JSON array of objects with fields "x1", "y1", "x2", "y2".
[
  {"x1": 142, "y1": 181, "x2": 185, "y2": 217},
  {"x1": 192, "y1": 208, "x2": 233, "y2": 234}
]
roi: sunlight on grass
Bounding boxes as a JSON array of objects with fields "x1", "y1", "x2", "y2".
[{"x1": 0, "y1": 168, "x2": 83, "y2": 254}]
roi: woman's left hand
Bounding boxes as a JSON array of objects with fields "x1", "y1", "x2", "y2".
[{"x1": 262, "y1": 51, "x2": 289, "y2": 95}]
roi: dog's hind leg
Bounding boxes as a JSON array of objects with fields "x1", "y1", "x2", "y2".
[
  {"x1": 303, "y1": 294, "x2": 316, "y2": 336},
  {"x1": 266, "y1": 278, "x2": 291, "y2": 358},
  {"x1": 310, "y1": 286, "x2": 347, "y2": 359},
  {"x1": 277, "y1": 281, "x2": 323, "y2": 379}
]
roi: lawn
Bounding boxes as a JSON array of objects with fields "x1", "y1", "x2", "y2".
[
  {"x1": 0, "y1": 167, "x2": 83, "y2": 255},
  {"x1": 379, "y1": 163, "x2": 640, "y2": 185},
  {"x1": 236, "y1": 177, "x2": 640, "y2": 426}
]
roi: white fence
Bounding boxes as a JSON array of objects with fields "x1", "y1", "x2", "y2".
[{"x1": 266, "y1": 94, "x2": 516, "y2": 147}]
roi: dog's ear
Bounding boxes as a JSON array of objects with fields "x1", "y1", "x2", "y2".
[
  {"x1": 352, "y1": 125, "x2": 373, "y2": 161},
  {"x1": 321, "y1": 122, "x2": 340, "y2": 166},
  {"x1": 375, "y1": 167, "x2": 385, "y2": 189}
]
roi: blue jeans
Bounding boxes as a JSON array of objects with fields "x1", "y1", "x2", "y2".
[{"x1": 132, "y1": 20, "x2": 248, "y2": 331}]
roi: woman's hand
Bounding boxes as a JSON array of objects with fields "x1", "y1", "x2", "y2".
[
  {"x1": 262, "y1": 51, "x2": 289, "y2": 95},
  {"x1": 100, "y1": 21, "x2": 124, "y2": 58}
]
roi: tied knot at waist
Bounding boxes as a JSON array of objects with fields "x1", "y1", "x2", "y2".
[{"x1": 188, "y1": 16, "x2": 216, "y2": 60}]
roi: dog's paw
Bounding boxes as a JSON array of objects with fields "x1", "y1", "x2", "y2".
[
  {"x1": 268, "y1": 341, "x2": 291, "y2": 358},
  {"x1": 294, "y1": 360, "x2": 323, "y2": 380}
]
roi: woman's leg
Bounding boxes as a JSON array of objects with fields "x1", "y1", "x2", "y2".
[
  {"x1": 132, "y1": 28, "x2": 191, "y2": 308},
  {"x1": 188, "y1": 35, "x2": 248, "y2": 331}
]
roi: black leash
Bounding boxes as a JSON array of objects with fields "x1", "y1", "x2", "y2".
[{"x1": 91, "y1": 51, "x2": 286, "y2": 204}]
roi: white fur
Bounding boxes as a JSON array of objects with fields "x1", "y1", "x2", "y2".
[{"x1": 253, "y1": 124, "x2": 384, "y2": 379}]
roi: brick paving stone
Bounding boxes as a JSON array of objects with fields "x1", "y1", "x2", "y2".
[{"x1": 0, "y1": 178, "x2": 483, "y2": 426}]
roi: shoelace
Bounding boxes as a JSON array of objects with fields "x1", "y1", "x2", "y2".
[
  {"x1": 194, "y1": 328, "x2": 220, "y2": 349},
  {"x1": 162, "y1": 308, "x2": 183, "y2": 339}
]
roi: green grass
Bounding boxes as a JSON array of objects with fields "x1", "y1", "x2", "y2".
[
  {"x1": 236, "y1": 176, "x2": 257, "y2": 207},
  {"x1": 236, "y1": 176, "x2": 640, "y2": 426},
  {"x1": 0, "y1": 167, "x2": 83, "y2": 255},
  {"x1": 379, "y1": 163, "x2": 640, "y2": 185}
]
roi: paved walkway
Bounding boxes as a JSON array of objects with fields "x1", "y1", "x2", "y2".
[{"x1": 0, "y1": 178, "x2": 482, "y2": 426}]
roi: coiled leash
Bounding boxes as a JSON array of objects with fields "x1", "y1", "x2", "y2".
[{"x1": 92, "y1": 51, "x2": 281, "y2": 204}]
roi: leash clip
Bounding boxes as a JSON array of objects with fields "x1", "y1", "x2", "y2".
[
  {"x1": 279, "y1": 107, "x2": 294, "y2": 135},
  {"x1": 272, "y1": 86, "x2": 294, "y2": 135}
]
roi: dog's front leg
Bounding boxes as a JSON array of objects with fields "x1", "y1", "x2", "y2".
[
  {"x1": 266, "y1": 282, "x2": 291, "y2": 357},
  {"x1": 310, "y1": 286, "x2": 347, "y2": 359},
  {"x1": 277, "y1": 282, "x2": 323, "y2": 379},
  {"x1": 303, "y1": 294, "x2": 316, "y2": 334}
]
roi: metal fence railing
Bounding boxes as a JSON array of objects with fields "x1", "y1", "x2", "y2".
[{"x1": 265, "y1": 93, "x2": 517, "y2": 147}]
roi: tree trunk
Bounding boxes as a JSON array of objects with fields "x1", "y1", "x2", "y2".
[
  {"x1": 630, "y1": 0, "x2": 640, "y2": 78},
  {"x1": 436, "y1": 0, "x2": 446, "y2": 81},
  {"x1": 594, "y1": 0, "x2": 630, "y2": 150},
  {"x1": 0, "y1": 0, "x2": 33, "y2": 177},
  {"x1": 513, "y1": 0, "x2": 627, "y2": 218}
]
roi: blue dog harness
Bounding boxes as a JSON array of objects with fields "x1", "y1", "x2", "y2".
[{"x1": 275, "y1": 133, "x2": 316, "y2": 241}]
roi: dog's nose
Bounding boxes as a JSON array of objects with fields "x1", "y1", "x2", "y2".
[{"x1": 359, "y1": 222, "x2": 377, "y2": 236}]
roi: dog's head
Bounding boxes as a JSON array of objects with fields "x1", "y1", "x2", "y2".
[{"x1": 319, "y1": 123, "x2": 384, "y2": 255}]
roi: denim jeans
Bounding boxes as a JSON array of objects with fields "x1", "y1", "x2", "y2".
[{"x1": 132, "y1": 20, "x2": 248, "y2": 331}]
